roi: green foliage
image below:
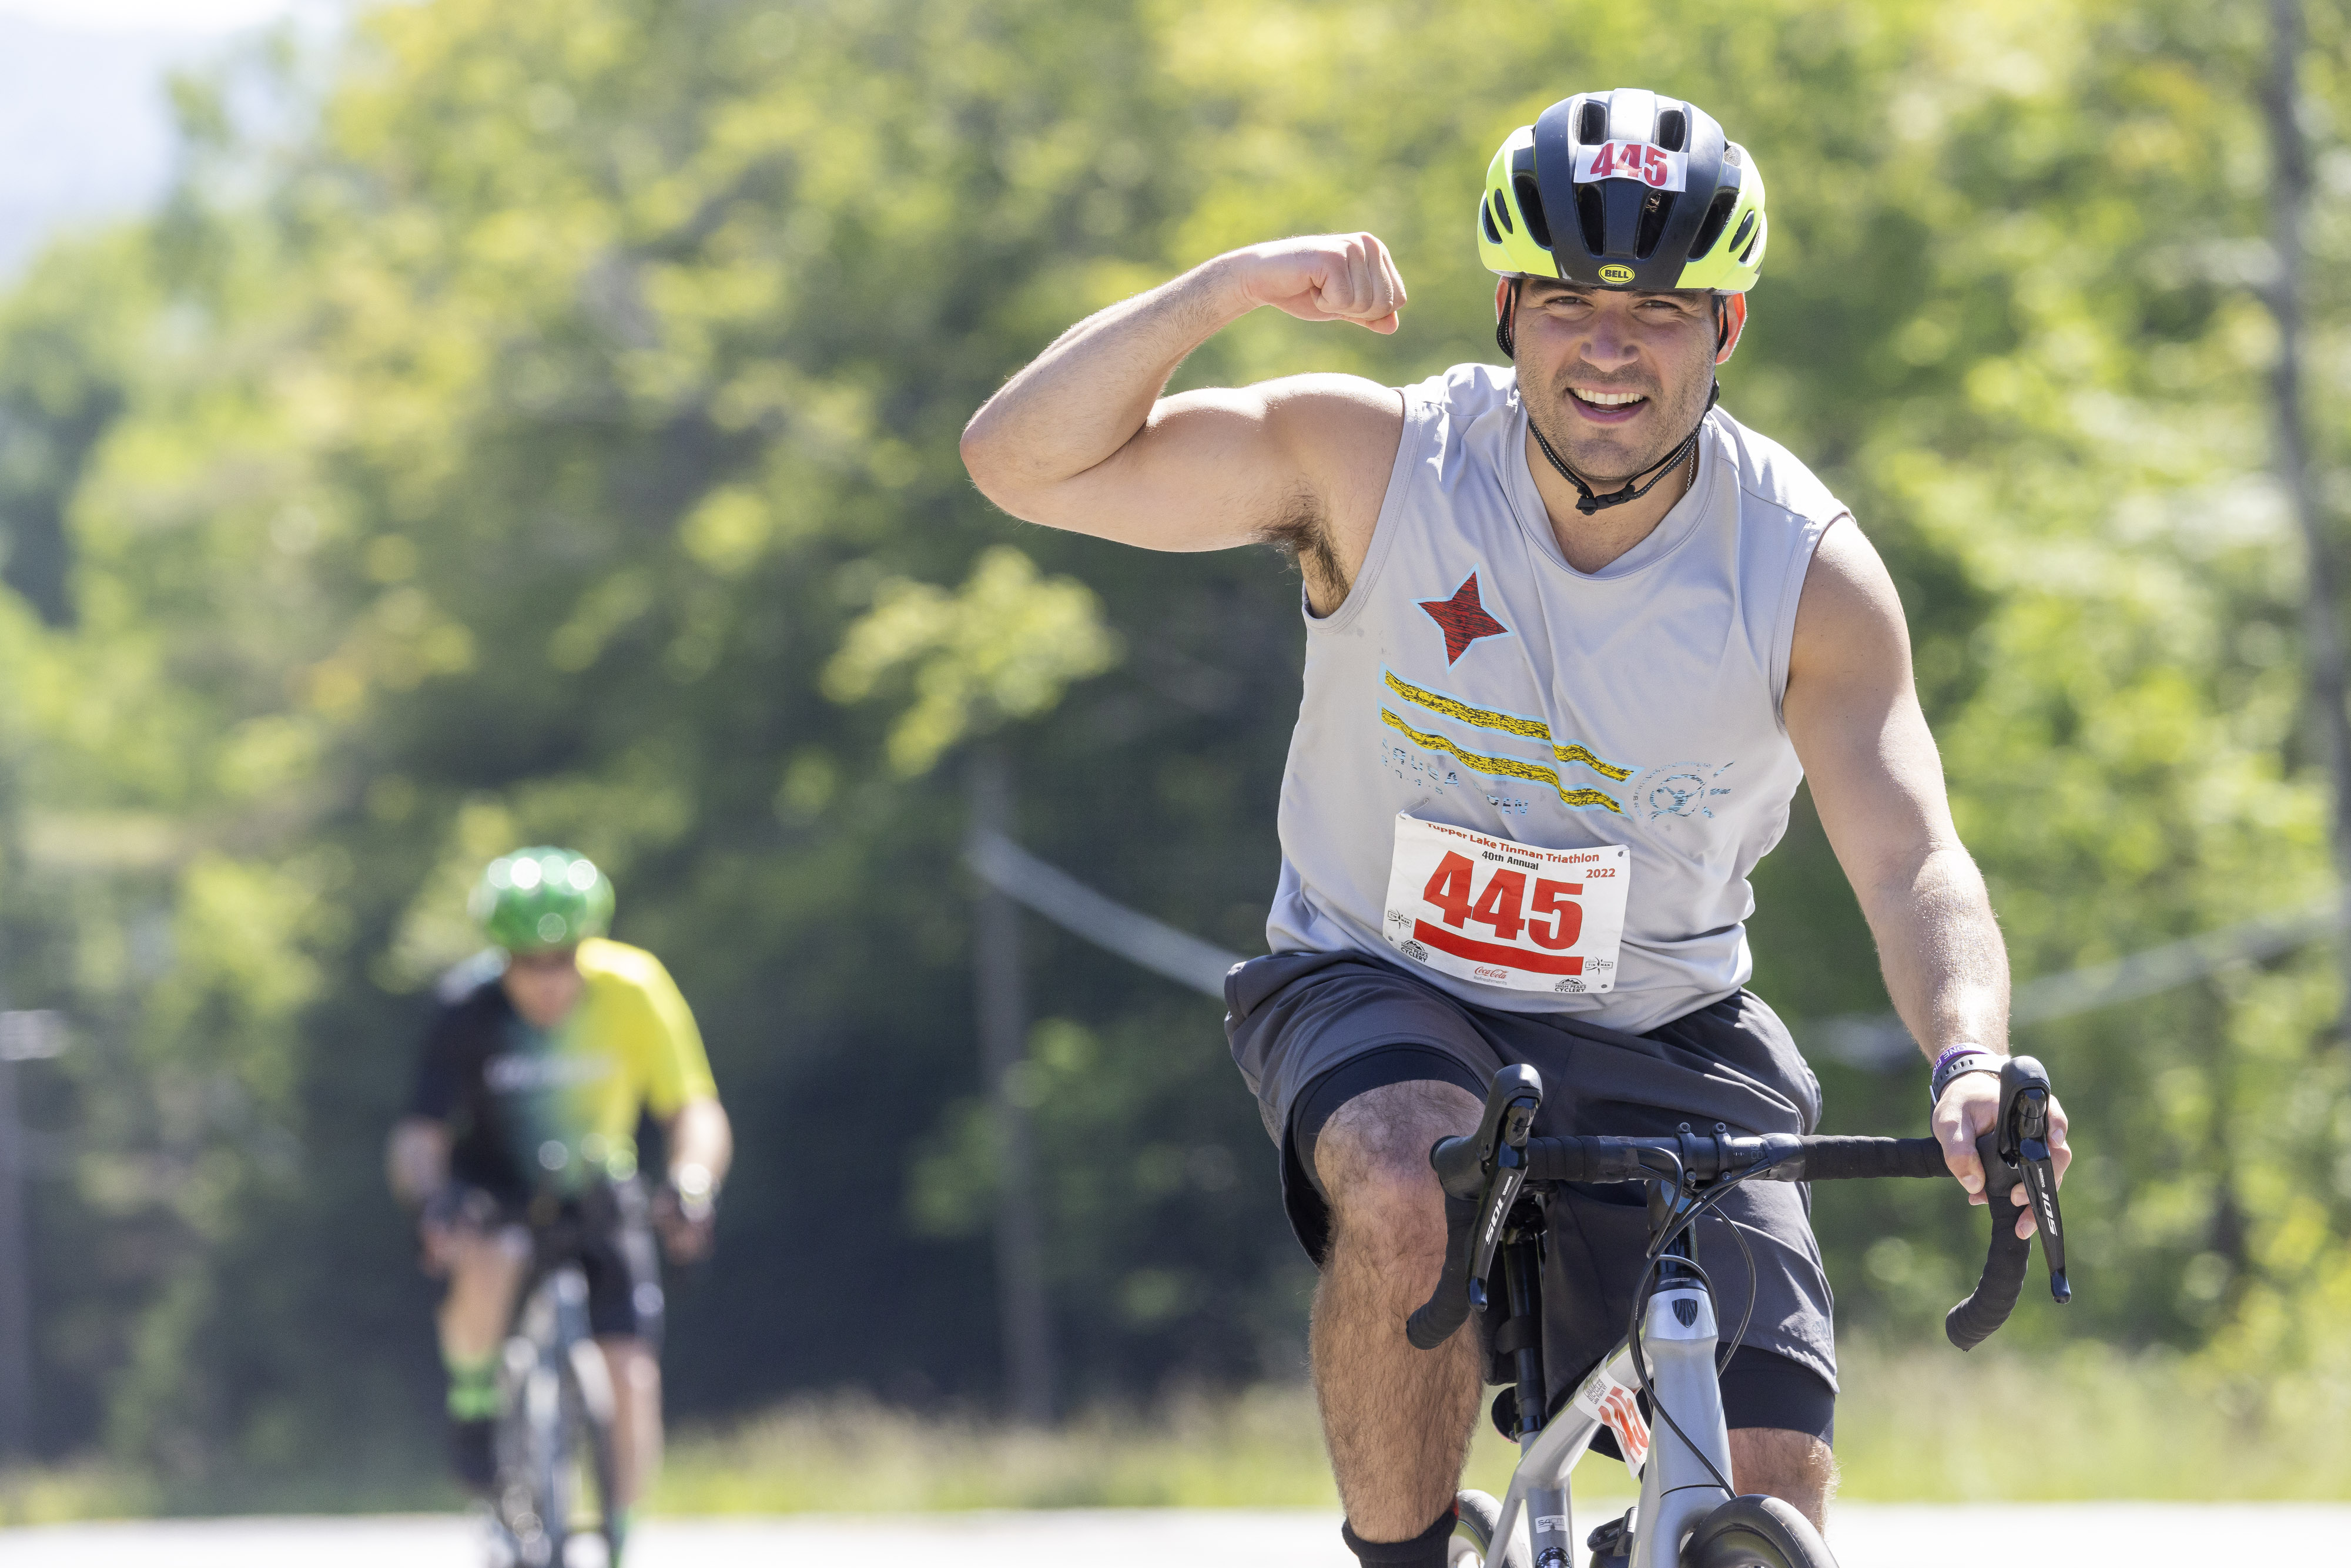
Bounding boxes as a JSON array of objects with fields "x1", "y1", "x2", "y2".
[
  {"x1": 0, "y1": 0, "x2": 2343, "y2": 1496},
  {"x1": 825, "y1": 547, "x2": 1121, "y2": 774}
]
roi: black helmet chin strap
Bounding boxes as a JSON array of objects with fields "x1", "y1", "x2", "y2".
[
  {"x1": 1528, "y1": 380, "x2": 1717, "y2": 516},
  {"x1": 1498, "y1": 276, "x2": 1724, "y2": 517}
]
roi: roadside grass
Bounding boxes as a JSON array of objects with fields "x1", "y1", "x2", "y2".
[
  {"x1": 0, "y1": 1461, "x2": 156, "y2": 1527},
  {"x1": 1831, "y1": 1338, "x2": 2351, "y2": 1502},
  {"x1": 651, "y1": 1381, "x2": 1630, "y2": 1515},
  {"x1": 655, "y1": 1341, "x2": 2351, "y2": 1513},
  {"x1": 8, "y1": 1339, "x2": 2349, "y2": 1525}
]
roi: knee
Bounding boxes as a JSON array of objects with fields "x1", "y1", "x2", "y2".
[{"x1": 1315, "y1": 1081, "x2": 1479, "y2": 1264}]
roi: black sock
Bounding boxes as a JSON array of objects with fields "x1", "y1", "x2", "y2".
[{"x1": 1342, "y1": 1503, "x2": 1459, "y2": 1568}]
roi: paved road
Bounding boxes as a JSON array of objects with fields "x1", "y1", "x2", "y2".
[{"x1": 4, "y1": 1504, "x2": 2349, "y2": 1564}]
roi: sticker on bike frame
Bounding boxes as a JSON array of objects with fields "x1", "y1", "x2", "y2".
[
  {"x1": 1382, "y1": 815, "x2": 1628, "y2": 993},
  {"x1": 1573, "y1": 140, "x2": 1689, "y2": 192},
  {"x1": 1570, "y1": 1359, "x2": 1651, "y2": 1472}
]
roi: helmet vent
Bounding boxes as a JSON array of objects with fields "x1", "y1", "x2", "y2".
[
  {"x1": 1573, "y1": 183, "x2": 1605, "y2": 256},
  {"x1": 1481, "y1": 197, "x2": 1502, "y2": 245},
  {"x1": 1692, "y1": 189, "x2": 1739, "y2": 257},
  {"x1": 1727, "y1": 210, "x2": 1757, "y2": 256},
  {"x1": 1656, "y1": 109, "x2": 1687, "y2": 152},
  {"x1": 1492, "y1": 187, "x2": 1514, "y2": 234},
  {"x1": 1513, "y1": 173, "x2": 1553, "y2": 250},
  {"x1": 1635, "y1": 190, "x2": 1675, "y2": 260},
  {"x1": 1722, "y1": 143, "x2": 1744, "y2": 170},
  {"x1": 1578, "y1": 100, "x2": 1607, "y2": 143}
]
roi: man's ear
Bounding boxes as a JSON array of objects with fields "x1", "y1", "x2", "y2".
[
  {"x1": 1714, "y1": 293, "x2": 1748, "y2": 365},
  {"x1": 1493, "y1": 276, "x2": 1517, "y2": 359}
]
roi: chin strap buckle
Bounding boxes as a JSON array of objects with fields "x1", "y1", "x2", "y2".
[{"x1": 1531, "y1": 382, "x2": 1719, "y2": 515}]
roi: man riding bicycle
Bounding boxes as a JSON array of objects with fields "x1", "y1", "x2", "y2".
[
  {"x1": 962, "y1": 88, "x2": 2069, "y2": 1562},
  {"x1": 385, "y1": 847, "x2": 733, "y2": 1552}
]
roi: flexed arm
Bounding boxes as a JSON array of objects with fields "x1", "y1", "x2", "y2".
[{"x1": 960, "y1": 236, "x2": 1412, "y2": 611}]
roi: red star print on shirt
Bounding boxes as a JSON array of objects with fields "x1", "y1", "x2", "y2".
[{"x1": 1418, "y1": 572, "x2": 1510, "y2": 664}]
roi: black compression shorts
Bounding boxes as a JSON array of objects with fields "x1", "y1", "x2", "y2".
[
  {"x1": 443, "y1": 1179, "x2": 665, "y2": 1346},
  {"x1": 1227, "y1": 950, "x2": 1837, "y2": 1433}
]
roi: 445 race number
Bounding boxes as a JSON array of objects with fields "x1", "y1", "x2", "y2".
[{"x1": 1381, "y1": 815, "x2": 1629, "y2": 995}]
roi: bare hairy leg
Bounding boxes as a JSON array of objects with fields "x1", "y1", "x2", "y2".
[
  {"x1": 597, "y1": 1335, "x2": 661, "y2": 1509},
  {"x1": 1727, "y1": 1426, "x2": 1837, "y2": 1532},
  {"x1": 1309, "y1": 1080, "x2": 1485, "y2": 1542},
  {"x1": 437, "y1": 1226, "x2": 530, "y2": 1363}
]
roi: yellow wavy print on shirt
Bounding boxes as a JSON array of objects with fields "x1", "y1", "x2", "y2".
[
  {"x1": 1382, "y1": 671, "x2": 1634, "y2": 782},
  {"x1": 1381, "y1": 709, "x2": 1623, "y2": 813}
]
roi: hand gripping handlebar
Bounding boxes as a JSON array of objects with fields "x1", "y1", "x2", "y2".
[
  {"x1": 1405, "y1": 1058, "x2": 2070, "y2": 1354},
  {"x1": 1942, "y1": 1054, "x2": 2069, "y2": 1349}
]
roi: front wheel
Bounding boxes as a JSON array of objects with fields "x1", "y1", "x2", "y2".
[
  {"x1": 1684, "y1": 1495, "x2": 1837, "y2": 1568},
  {"x1": 1450, "y1": 1490, "x2": 1532, "y2": 1568}
]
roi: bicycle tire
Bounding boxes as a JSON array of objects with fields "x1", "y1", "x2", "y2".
[
  {"x1": 560, "y1": 1341, "x2": 622, "y2": 1564},
  {"x1": 1684, "y1": 1495, "x2": 1837, "y2": 1568},
  {"x1": 493, "y1": 1351, "x2": 567, "y2": 1568},
  {"x1": 1449, "y1": 1489, "x2": 1533, "y2": 1568}
]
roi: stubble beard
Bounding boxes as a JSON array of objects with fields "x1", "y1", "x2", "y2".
[{"x1": 1521, "y1": 360, "x2": 1712, "y2": 488}]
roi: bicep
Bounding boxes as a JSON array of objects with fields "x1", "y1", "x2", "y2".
[
  {"x1": 1783, "y1": 520, "x2": 1961, "y2": 884},
  {"x1": 995, "y1": 374, "x2": 1402, "y2": 555}
]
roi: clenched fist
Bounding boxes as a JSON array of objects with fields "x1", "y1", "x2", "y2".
[{"x1": 1228, "y1": 233, "x2": 1409, "y2": 334}]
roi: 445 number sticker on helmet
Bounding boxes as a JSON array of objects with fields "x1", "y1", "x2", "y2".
[
  {"x1": 1573, "y1": 140, "x2": 1687, "y2": 192},
  {"x1": 1381, "y1": 815, "x2": 1628, "y2": 994}
]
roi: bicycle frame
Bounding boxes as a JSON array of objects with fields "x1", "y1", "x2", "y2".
[
  {"x1": 495, "y1": 1257, "x2": 617, "y2": 1568},
  {"x1": 1427, "y1": 1058, "x2": 2069, "y2": 1568},
  {"x1": 1479, "y1": 1208, "x2": 1734, "y2": 1568}
]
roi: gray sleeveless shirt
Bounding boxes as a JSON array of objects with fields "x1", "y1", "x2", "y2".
[{"x1": 1264, "y1": 364, "x2": 1846, "y2": 1033}]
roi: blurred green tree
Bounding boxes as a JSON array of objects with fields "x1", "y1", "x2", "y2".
[{"x1": 0, "y1": 0, "x2": 2340, "y2": 1492}]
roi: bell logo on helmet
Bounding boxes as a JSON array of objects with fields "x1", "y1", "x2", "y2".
[{"x1": 1599, "y1": 264, "x2": 1635, "y2": 286}]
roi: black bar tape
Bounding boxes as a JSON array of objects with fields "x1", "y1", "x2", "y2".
[
  {"x1": 1945, "y1": 1130, "x2": 2031, "y2": 1351},
  {"x1": 1796, "y1": 1136, "x2": 1948, "y2": 1182},
  {"x1": 1945, "y1": 1190, "x2": 2030, "y2": 1350},
  {"x1": 1522, "y1": 1138, "x2": 1645, "y2": 1183},
  {"x1": 1404, "y1": 1192, "x2": 1479, "y2": 1351}
]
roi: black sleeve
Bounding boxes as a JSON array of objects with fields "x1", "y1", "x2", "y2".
[{"x1": 406, "y1": 1003, "x2": 470, "y2": 1122}]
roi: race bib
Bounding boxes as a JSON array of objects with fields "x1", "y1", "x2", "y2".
[
  {"x1": 1572, "y1": 139, "x2": 1689, "y2": 192},
  {"x1": 1570, "y1": 1355, "x2": 1651, "y2": 1473},
  {"x1": 1381, "y1": 815, "x2": 1629, "y2": 994}
]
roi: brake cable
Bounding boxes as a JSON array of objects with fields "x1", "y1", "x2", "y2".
[
  {"x1": 1625, "y1": 1247, "x2": 1736, "y2": 1500},
  {"x1": 1619, "y1": 1155, "x2": 1770, "y2": 1500}
]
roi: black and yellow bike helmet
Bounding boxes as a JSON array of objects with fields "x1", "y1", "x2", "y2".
[{"x1": 1478, "y1": 88, "x2": 1766, "y2": 293}]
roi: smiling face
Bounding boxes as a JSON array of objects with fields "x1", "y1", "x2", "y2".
[{"x1": 1503, "y1": 276, "x2": 1722, "y2": 487}]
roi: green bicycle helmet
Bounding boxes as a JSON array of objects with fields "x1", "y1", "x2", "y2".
[
  {"x1": 1478, "y1": 88, "x2": 1767, "y2": 293},
  {"x1": 470, "y1": 846, "x2": 614, "y2": 953}
]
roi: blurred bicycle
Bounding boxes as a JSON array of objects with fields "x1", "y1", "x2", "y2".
[{"x1": 387, "y1": 847, "x2": 732, "y2": 1568}]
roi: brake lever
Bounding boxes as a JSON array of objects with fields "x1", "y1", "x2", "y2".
[
  {"x1": 1406, "y1": 1066, "x2": 1543, "y2": 1350},
  {"x1": 1463, "y1": 1066, "x2": 1542, "y2": 1311},
  {"x1": 2000, "y1": 1055, "x2": 2068, "y2": 1304}
]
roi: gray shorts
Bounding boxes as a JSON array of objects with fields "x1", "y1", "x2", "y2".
[{"x1": 1225, "y1": 950, "x2": 1837, "y2": 1401}]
